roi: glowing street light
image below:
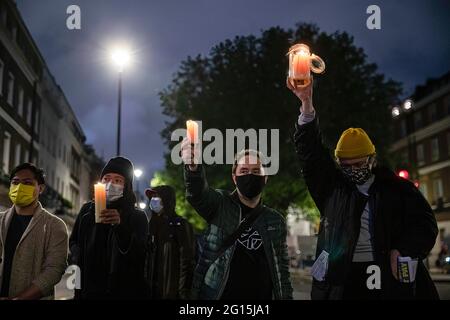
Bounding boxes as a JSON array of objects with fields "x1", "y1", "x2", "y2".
[
  {"x1": 133, "y1": 168, "x2": 143, "y2": 203},
  {"x1": 403, "y1": 99, "x2": 413, "y2": 111},
  {"x1": 110, "y1": 46, "x2": 132, "y2": 156},
  {"x1": 134, "y1": 169, "x2": 143, "y2": 179},
  {"x1": 111, "y1": 47, "x2": 131, "y2": 73},
  {"x1": 139, "y1": 202, "x2": 147, "y2": 210},
  {"x1": 392, "y1": 106, "x2": 400, "y2": 117}
]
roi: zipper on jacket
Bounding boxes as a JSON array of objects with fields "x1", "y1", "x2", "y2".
[
  {"x1": 262, "y1": 230, "x2": 281, "y2": 299},
  {"x1": 214, "y1": 202, "x2": 242, "y2": 300}
]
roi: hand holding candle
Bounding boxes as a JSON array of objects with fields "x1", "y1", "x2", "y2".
[{"x1": 94, "y1": 182, "x2": 106, "y2": 223}]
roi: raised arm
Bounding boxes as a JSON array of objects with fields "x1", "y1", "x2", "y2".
[
  {"x1": 181, "y1": 137, "x2": 223, "y2": 223},
  {"x1": 287, "y1": 77, "x2": 337, "y2": 212}
]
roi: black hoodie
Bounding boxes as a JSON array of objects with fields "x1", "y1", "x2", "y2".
[{"x1": 69, "y1": 157, "x2": 149, "y2": 299}]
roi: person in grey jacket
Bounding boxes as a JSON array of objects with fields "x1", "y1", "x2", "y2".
[{"x1": 0, "y1": 163, "x2": 68, "y2": 300}]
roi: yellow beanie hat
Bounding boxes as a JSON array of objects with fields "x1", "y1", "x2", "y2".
[{"x1": 335, "y1": 128, "x2": 375, "y2": 159}]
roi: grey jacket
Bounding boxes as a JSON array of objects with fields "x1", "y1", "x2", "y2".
[{"x1": 0, "y1": 202, "x2": 69, "y2": 299}]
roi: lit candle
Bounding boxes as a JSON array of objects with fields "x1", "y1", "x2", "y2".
[
  {"x1": 289, "y1": 46, "x2": 311, "y2": 87},
  {"x1": 292, "y1": 50, "x2": 310, "y2": 77},
  {"x1": 287, "y1": 43, "x2": 325, "y2": 88},
  {"x1": 186, "y1": 120, "x2": 198, "y2": 143},
  {"x1": 94, "y1": 182, "x2": 106, "y2": 223}
]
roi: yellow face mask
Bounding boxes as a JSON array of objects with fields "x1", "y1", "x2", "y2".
[{"x1": 9, "y1": 183, "x2": 37, "y2": 207}]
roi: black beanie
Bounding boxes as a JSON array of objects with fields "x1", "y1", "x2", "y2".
[{"x1": 101, "y1": 156, "x2": 134, "y2": 183}]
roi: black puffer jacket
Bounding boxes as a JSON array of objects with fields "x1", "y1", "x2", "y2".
[{"x1": 294, "y1": 117, "x2": 439, "y2": 300}]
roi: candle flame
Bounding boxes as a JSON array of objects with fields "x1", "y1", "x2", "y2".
[{"x1": 296, "y1": 49, "x2": 308, "y2": 56}]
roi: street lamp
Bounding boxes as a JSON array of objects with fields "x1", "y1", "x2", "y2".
[
  {"x1": 403, "y1": 99, "x2": 413, "y2": 111},
  {"x1": 134, "y1": 169, "x2": 143, "y2": 179},
  {"x1": 134, "y1": 168, "x2": 143, "y2": 203},
  {"x1": 139, "y1": 202, "x2": 147, "y2": 210},
  {"x1": 111, "y1": 46, "x2": 131, "y2": 156},
  {"x1": 391, "y1": 106, "x2": 400, "y2": 118}
]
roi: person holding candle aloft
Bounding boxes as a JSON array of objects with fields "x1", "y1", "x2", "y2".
[
  {"x1": 181, "y1": 137, "x2": 293, "y2": 300},
  {"x1": 288, "y1": 77, "x2": 439, "y2": 300},
  {"x1": 69, "y1": 156, "x2": 149, "y2": 299},
  {"x1": 0, "y1": 163, "x2": 68, "y2": 300}
]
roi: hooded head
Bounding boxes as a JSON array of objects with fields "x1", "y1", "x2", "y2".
[
  {"x1": 145, "y1": 185, "x2": 176, "y2": 216},
  {"x1": 100, "y1": 156, "x2": 136, "y2": 207}
]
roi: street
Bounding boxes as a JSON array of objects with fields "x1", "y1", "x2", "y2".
[
  {"x1": 54, "y1": 269, "x2": 450, "y2": 300},
  {"x1": 291, "y1": 268, "x2": 450, "y2": 300}
]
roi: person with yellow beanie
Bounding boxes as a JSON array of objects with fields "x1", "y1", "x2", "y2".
[{"x1": 287, "y1": 77, "x2": 438, "y2": 300}]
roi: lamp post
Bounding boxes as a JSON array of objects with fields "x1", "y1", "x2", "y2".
[
  {"x1": 111, "y1": 47, "x2": 131, "y2": 156},
  {"x1": 134, "y1": 168, "x2": 143, "y2": 203}
]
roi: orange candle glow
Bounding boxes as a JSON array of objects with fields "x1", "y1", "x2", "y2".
[
  {"x1": 94, "y1": 182, "x2": 106, "y2": 223},
  {"x1": 292, "y1": 50, "x2": 310, "y2": 78},
  {"x1": 186, "y1": 120, "x2": 198, "y2": 143},
  {"x1": 289, "y1": 45, "x2": 311, "y2": 87},
  {"x1": 287, "y1": 43, "x2": 325, "y2": 89}
]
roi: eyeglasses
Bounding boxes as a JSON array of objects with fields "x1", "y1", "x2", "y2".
[{"x1": 337, "y1": 157, "x2": 370, "y2": 170}]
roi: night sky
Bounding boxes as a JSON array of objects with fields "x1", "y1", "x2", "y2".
[{"x1": 15, "y1": 0, "x2": 450, "y2": 193}]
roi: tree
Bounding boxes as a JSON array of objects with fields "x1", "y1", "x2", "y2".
[{"x1": 155, "y1": 23, "x2": 402, "y2": 231}]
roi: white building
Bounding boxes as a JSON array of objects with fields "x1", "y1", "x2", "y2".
[
  {"x1": 286, "y1": 206, "x2": 317, "y2": 267},
  {"x1": 0, "y1": 0, "x2": 103, "y2": 225}
]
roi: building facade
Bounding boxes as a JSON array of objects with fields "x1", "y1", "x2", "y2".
[
  {"x1": 390, "y1": 71, "x2": 450, "y2": 268},
  {"x1": 0, "y1": 0, "x2": 103, "y2": 228}
]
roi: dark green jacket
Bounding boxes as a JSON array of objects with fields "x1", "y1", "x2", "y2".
[{"x1": 184, "y1": 165, "x2": 293, "y2": 300}]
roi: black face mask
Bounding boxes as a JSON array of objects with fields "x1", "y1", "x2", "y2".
[{"x1": 235, "y1": 174, "x2": 266, "y2": 199}]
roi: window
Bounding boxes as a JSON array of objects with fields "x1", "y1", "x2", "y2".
[
  {"x1": 431, "y1": 137, "x2": 440, "y2": 162},
  {"x1": 0, "y1": 4, "x2": 6, "y2": 25},
  {"x1": 11, "y1": 25, "x2": 17, "y2": 41},
  {"x1": 2, "y1": 132, "x2": 11, "y2": 173},
  {"x1": 34, "y1": 107, "x2": 39, "y2": 134},
  {"x1": 70, "y1": 186, "x2": 80, "y2": 212},
  {"x1": 399, "y1": 119, "x2": 407, "y2": 138},
  {"x1": 18, "y1": 87, "x2": 24, "y2": 117},
  {"x1": 433, "y1": 178, "x2": 444, "y2": 203},
  {"x1": 0, "y1": 58, "x2": 4, "y2": 95},
  {"x1": 400, "y1": 149, "x2": 408, "y2": 164},
  {"x1": 47, "y1": 129, "x2": 51, "y2": 152},
  {"x1": 71, "y1": 148, "x2": 81, "y2": 178},
  {"x1": 447, "y1": 132, "x2": 450, "y2": 156},
  {"x1": 414, "y1": 111, "x2": 423, "y2": 130},
  {"x1": 26, "y1": 99, "x2": 32, "y2": 126},
  {"x1": 24, "y1": 149, "x2": 29, "y2": 163},
  {"x1": 51, "y1": 170, "x2": 55, "y2": 188},
  {"x1": 416, "y1": 143, "x2": 425, "y2": 166},
  {"x1": 14, "y1": 143, "x2": 21, "y2": 167},
  {"x1": 419, "y1": 182, "x2": 428, "y2": 201},
  {"x1": 6, "y1": 72, "x2": 14, "y2": 105},
  {"x1": 446, "y1": 95, "x2": 450, "y2": 115},
  {"x1": 429, "y1": 103, "x2": 437, "y2": 122}
]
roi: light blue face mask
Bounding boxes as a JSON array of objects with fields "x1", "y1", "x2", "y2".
[{"x1": 150, "y1": 197, "x2": 163, "y2": 213}]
